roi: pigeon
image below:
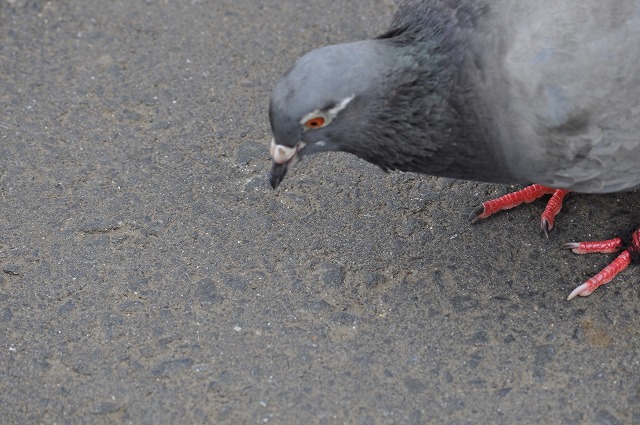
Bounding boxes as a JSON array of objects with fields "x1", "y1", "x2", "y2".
[{"x1": 268, "y1": 0, "x2": 640, "y2": 300}]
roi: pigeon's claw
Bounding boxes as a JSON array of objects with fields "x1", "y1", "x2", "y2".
[
  {"x1": 541, "y1": 218, "x2": 551, "y2": 239},
  {"x1": 468, "y1": 205, "x2": 486, "y2": 223},
  {"x1": 469, "y1": 184, "x2": 568, "y2": 234},
  {"x1": 566, "y1": 250, "x2": 632, "y2": 300},
  {"x1": 562, "y1": 242, "x2": 581, "y2": 251},
  {"x1": 539, "y1": 189, "x2": 569, "y2": 236},
  {"x1": 564, "y1": 229, "x2": 638, "y2": 299},
  {"x1": 563, "y1": 238, "x2": 624, "y2": 254},
  {"x1": 567, "y1": 283, "x2": 593, "y2": 300}
]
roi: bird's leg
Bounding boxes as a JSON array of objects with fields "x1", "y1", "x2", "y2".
[
  {"x1": 469, "y1": 184, "x2": 569, "y2": 236},
  {"x1": 539, "y1": 189, "x2": 570, "y2": 237},
  {"x1": 563, "y1": 229, "x2": 640, "y2": 300}
]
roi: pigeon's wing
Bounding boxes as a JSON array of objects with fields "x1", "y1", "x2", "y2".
[{"x1": 500, "y1": 0, "x2": 640, "y2": 193}]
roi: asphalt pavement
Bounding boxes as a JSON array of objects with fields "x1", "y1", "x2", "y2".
[{"x1": 1, "y1": 0, "x2": 639, "y2": 423}]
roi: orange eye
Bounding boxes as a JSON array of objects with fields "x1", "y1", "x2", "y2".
[{"x1": 304, "y1": 116, "x2": 325, "y2": 128}]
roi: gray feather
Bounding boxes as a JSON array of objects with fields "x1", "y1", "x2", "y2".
[{"x1": 269, "y1": 0, "x2": 640, "y2": 193}]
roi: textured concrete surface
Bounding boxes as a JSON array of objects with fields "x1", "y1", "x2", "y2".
[{"x1": 1, "y1": 1, "x2": 639, "y2": 424}]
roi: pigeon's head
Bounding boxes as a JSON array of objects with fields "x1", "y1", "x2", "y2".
[{"x1": 268, "y1": 41, "x2": 386, "y2": 188}]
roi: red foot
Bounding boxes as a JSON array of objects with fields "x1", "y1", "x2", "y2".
[
  {"x1": 540, "y1": 189, "x2": 569, "y2": 236},
  {"x1": 564, "y1": 229, "x2": 640, "y2": 300},
  {"x1": 563, "y1": 238, "x2": 624, "y2": 254},
  {"x1": 469, "y1": 184, "x2": 569, "y2": 236},
  {"x1": 469, "y1": 184, "x2": 638, "y2": 299}
]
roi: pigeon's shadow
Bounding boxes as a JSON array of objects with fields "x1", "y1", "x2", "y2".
[{"x1": 563, "y1": 189, "x2": 640, "y2": 238}]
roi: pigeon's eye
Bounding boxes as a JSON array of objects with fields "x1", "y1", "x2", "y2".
[{"x1": 304, "y1": 116, "x2": 326, "y2": 129}]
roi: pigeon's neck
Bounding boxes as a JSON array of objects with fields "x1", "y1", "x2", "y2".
[{"x1": 349, "y1": 9, "x2": 517, "y2": 184}]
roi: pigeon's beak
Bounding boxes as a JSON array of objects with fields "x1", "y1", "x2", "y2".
[
  {"x1": 269, "y1": 139, "x2": 305, "y2": 189},
  {"x1": 269, "y1": 162, "x2": 288, "y2": 189}
]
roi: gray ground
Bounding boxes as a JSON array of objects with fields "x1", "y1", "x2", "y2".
[{"x1": 1, "y1": 0, "x2": 639, "y2": 424}]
